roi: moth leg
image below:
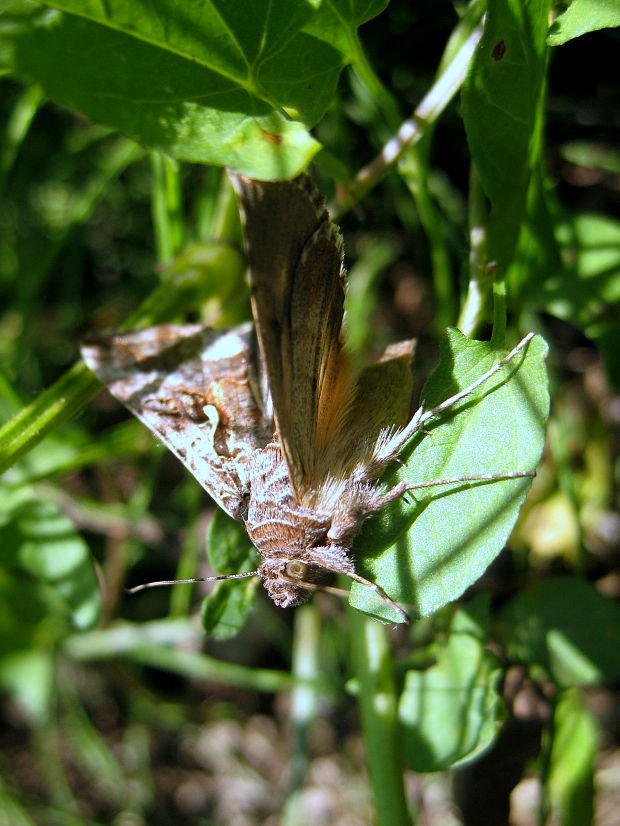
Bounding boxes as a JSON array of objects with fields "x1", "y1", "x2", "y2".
[
  {"x1": 370, "y1": 332, "x2": 536, "y2": 470},
  {"x1": 300, "y1": 562, "x2": 410, "y2": 625},
  {"x1": 373, "y1": 470, "x2": 536, "y2": 511},
  {"x1": 343, "y1": 570, "x2": 410, "y2": 624}
]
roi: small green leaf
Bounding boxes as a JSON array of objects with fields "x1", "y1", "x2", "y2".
[
  {"x1": 399, "y1": 598, "x2": 505, "y2": 771},
  {"x1": 0, "y1": 649, "x2": 53, "y2": 724},
  {"x1": 0, "y1": 480, "x2": 99, "y2": 718},
  {"x1": 497, "y1": 576, "x2": 620, "y2": 687},
  {"x1": 529, "y1": 212, "x2": 620, "y2": 388},
  {"x1": 548, "y1": 0, "x2": 620, "y2": 46},
  {"x1": 206, "y1": 507, "x2": 259, "y2": 575},
  {"x1": 353, "y1": 331, "x2": 549, "y2": 621},
  {"x1": 547, "y1": 690, "x2": 596, "y2": 826},
  {"x1": 201, "y1": 577, "x2": 260, "y2": 641},
  {"x1": 0, "y1": 484, "x2": 100, "y2": 630},
  {"x1": 202, "y1": 508, "x2": 259, "y2": 639}
]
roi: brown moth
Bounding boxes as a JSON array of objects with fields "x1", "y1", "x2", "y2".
[{"x1": 81, "y1": 174, "x2": 536, "y2": 624}]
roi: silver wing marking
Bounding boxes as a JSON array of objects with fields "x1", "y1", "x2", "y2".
[{"x1": 81, "y1": 322, "x2": 273, "y2": 521}]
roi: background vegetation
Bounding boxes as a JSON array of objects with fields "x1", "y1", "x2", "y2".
[{"x1": 1, "y1": 1, "x2": 619, "y2": 824}]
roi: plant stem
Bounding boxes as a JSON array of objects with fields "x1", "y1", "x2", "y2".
[
  {"x1": 150, "y1": 152, "x2": 185, "y2": 262},
  {"x1": 335, "y1": 6, "x2": 483, "y2": 215},
  {"x1": 0, "y1": 83, "x2": 44, "y2": 193},
  {"x1": 490, "y1": 275, "x2": 507, "y2": 349},
  {"x1": 169, "y1": 487, "x2": 203, "y2": 618},
  {"x1": 349, "y1": 610, "x2": 413, "y2": 826},
  {"x1": 63, "y1": 619, "x2": 291, "y2": 692},
  {"x1": 399, "y1": 150, "x2": 455, "y2": 331},
  {"x1": 459, "y1": 163, "x2": 491, "y2": 336},
  {"x1": 347, "y1": 30, "x2": 402, "y2": 130},
  {"x1": 290, "y1": 604, "x2": 322, "y2": 791},
  {"x1": 0, "y1": 362, "x2": 102, "y2": 476}
]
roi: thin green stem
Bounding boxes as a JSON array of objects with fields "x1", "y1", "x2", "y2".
[
  {"x1": 210, "y1": 172, "x2": 243, "y2": 241},
  {"x1": 33, "y1": 722, "x2": 79, "y2": 815},
  {"x1": 169, "y1": 487, "x2": 203, "y2": 618},
  {"x1": 347, "y1": 31, "x2": 402, "y2": 130},
  {"x1": 0, "y1": 362, "x2": 102, "y2": 476},
  {"x1": 490, "y1": 275, "x2": 507, "y2": 349},
  {"x1": 149, "y1": 152, "x2": 185, "y2": 262},
  {"x1": 459, "y1": 163, "x2": 491, "y2": 336},
  {"x1": 549, "y1": 417, "x2": 587, "y2": 570},
  {"x1": 0, "y1": 83, "x2": 44, "y2": 193},
  {"x1": 289, "y1": 604, "x2": 322, "y2": 791},
  {"x1": 349, "y1": 610, "x2": 413, "y2": 826},
  {"x1": 63, "y1": 619, "x2": 291, "y2": 693},
  {"x1": 335, "y1": 3, "x2": 484, "y2": 216},
  {"x1": 399, "y1": 150, "x2": 455, "y2": 331}
]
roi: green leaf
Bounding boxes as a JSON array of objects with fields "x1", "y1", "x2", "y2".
[
  {"x1": 543, "y1": 214, "x2": 620, "y2": 322},
  {"x1": 399, "y1": 598, "x2": 505, "y2": 771},
  {"x1": 528, "y1": 213, "x2": 620, "y2": 388},
  {"x1": 548, "y1": 0, "x2": 620, "y2": 46},
  {"x1": 303, "y1": 0, "x2": 389, "y2": 60},
  {"x1": 201, "y1": 577, "x2": 260, "y2": 641},
  {"x1": 1, "y1": 0, "x2": 335, "y2": 178},
  {"x1": 0, "y1": 649, "x2": 53, "y2": 723},
  {"x1": 547, "y1": 690, "x2": 596, "y2": 826},
  {"x1": 462, "y1": 0, "x2": 551, "y2": 271},
  {"x1": 0, "y1": 484, "x2": 100, "y2": 630},
  {"x1": 201, "y1": 508, "x2": 259, "y2": 639},
  {"x1": 352, "y1": 331, "x2": 549, "y2": 621},
  {"x1": 0, "y1": 480, "x2": 99, "y2": 718},
  {"x1": 496, "y1": 576, "x2": 620, "y2": 687},
  {"x1": 0, "y1": 776, "x2": 38, "y2": 826}
]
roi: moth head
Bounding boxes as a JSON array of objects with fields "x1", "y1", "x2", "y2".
[{"x1": 258, "y1": 557, "x2": 329, "y2": 608}]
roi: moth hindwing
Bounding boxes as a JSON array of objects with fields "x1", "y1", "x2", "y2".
[{"x1": 82, "y1": 173, "x2": 546, "y2": 625}]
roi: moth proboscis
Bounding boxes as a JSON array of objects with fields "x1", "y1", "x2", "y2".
[{"x1": 81, "y1": 173, "x2": 538, "y2": 625}]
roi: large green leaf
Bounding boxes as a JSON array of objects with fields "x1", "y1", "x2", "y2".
[
  {"x1": 351, "y1": 331, "x2": 549, "y2": 621},
  {"x1": 1, "y1": 0, "x2": 349, "y2": 178},
  {"x1": 462, "y1": 0, "x2": 551, "y2": 271},
  {"x1": 399, "y1": 598, "x2": 504, "y2": 771}
]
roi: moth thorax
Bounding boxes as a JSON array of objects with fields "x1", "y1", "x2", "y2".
[{"x1": 258, "y1": 558, "x2": 327, "y2": 608}]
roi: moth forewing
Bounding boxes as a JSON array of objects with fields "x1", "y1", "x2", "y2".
[
  {"x1": 231, "y1": 173, "x2": 357, "y2": 498},
  {"x1": 349, "y1": 330, "x2": 549, "y2": 622},
  {"x1": 80, "y1": 323, "x2": 270, "y2": 521}
]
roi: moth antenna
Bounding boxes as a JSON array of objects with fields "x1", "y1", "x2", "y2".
[{"x1": 126, "y1": 571, "x2": 260, "y2": 594}]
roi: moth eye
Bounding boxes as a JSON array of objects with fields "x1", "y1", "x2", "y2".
[{"x1": 285, "y1": 560, "x2": 309, "y2": 581}]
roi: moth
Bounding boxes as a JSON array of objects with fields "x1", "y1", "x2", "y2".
[{"x1": 81, "y1": 173, "x2": 537, "y2": 624}]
